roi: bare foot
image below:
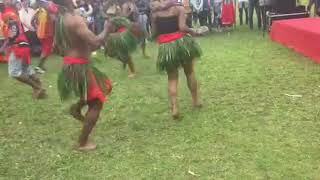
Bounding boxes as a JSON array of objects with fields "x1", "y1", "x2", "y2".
[
  {"x1": 171, "y1": 106, "x2": 179, "y2": 120},
  {"x1": 70, "y1": 104, "x2": 85, "y2": 122},
  {"x1": 193, "y1": 103, "x2": 203, "y2": 109},
  {"x1": 172, "y1": 112, "x2": 180, "y2": 120},
  {"x1": 38, "y1": 89, "x2": 48, "y2": 99},
  {"x1": 128, "y1": 73, "x2": 136, "y2": 78},
  {"x1": 33, "y1": 88, "x2": 46, "y2": 99},
  {"x1": 75, "y1": 142, "x2": 97, "y2": 151}
]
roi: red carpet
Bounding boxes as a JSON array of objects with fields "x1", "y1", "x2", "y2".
[{"x1": 270, "y1": 18, "x2": 320, "y2": 63}]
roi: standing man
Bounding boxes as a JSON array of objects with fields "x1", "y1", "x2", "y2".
[
  {"x1": 18, "y1": 0, "x2": 38, "y2": 50},
  {"x1": 135, "y1": 0, "x2": 150, "y2": 57},
  {"x1": 259, "y1": 0, "x2": 272, "y2": 31},
  {"x1": 238, "y1": 0, "x2": 248, "y2": 26},
  {"x1": 191, "y1": 0, "x2": 203, "y2": 25},
  {"x1": 212, "y1": 0, "x2": 223, "y2": 31},
  {"x1": 199, "y1": 0, "x2": 212, "y2": 29},
  {"x1": 248, "y1": 0, "x2": 261, "y2": 30},
  {"x1": 53, "y1": 0, "x2": 112, "y2": 151}
]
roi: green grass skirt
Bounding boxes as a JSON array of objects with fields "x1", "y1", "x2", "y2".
[
  {"x1": 105, "y1": 31, "x2": 137, "y2": 65},
  {"x1": 157, "y1": 35, "x2": 202, "y2": 72},
  {"x1": 57, "y1": 64, "x2": 110, "y2": 101}
]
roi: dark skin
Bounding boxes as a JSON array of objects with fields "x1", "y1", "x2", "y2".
[
  {"x1": 151, "y1": 1, "x2": 201, "y2": 119},
  {"x1": 60, "y1": 0, "x2": 111, "y2": 151}
]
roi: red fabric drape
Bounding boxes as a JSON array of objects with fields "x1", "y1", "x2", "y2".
[{"x1": 270, "y1": 18, "x2": 320, "y2": 63}]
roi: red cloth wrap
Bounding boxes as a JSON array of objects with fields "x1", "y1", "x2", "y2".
[
  {"x1": 221, "y1": 2, "x2": 235, "y2": 26},
  {"x1": 117, "y1": 26, "x2": 126, "y2": 33},
  {"x1": 10, "y1": 45, "x2": 31, "y2": 64},
  {"x1": 63, "y1": 56, "x2": 112, "y2": 103},
  {"x1": 40, "y1": 37, "x2": 53, "y2": 56},
  {"x1": 157, "y1": 32, "x2": 185, "y2": 44},
  {"x1": 63, "y1": 56, "x2": 89, "y2": 64}
]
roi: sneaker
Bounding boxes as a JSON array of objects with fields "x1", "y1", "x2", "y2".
[{"x1": 35, "y1": 67, "x2": 46, "y2": 74}]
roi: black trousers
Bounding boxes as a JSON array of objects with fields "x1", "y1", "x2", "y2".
[
  {"x1": 198, "y1": 10, "x2": 212, "y2": 28},
  {"x1": 260, "y1": 6, "x2": 271, "y2": 30},
  {"x1": 249, "y1": 0, "x2": 262, "y2": 29},
  {"x1": 239, "y1": 2, "x2": 248, "y2": 25}
]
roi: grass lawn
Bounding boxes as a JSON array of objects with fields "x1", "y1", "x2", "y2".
[{"x1": 1, "y1": 24, "x2": 320, "y2": 179}]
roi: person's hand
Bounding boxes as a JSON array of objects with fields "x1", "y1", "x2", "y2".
[{"x1": 189, "y1": 29, "x2": 201, "y2": 37}]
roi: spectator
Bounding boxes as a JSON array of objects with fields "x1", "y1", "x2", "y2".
[
  {"x1": 212, "y1": 0, "x2": 223, "y2": 31},
  {"x1": 18, "y1": 0, "x2": 40, "y2": 53},
  {"x1": 136, "y1": 0, "x2": 150, "y2": 57},
  {"x1": 199, "y1": 0, "x2": 212, "y2": 29},
  {"x1": 191, "y1": 0, "x2": 203, "y2": 25},
  {"x1": 248, "y1": 0, "x2": 261, "y2": 30},
  {"x1": 105, "y1": 0, "x2": 121, "y2": 17},
  {"x1": 308, "y1": 0, "x2": 320, "y2": 16},
  {"x1": 238, "y1": 0, "x2": 248, "y2": 25},
  {"x1": 93, "y1": 0, "x2": 106, "y2": 34},
  {"x1": 79, "y1": 0, "x2": 94, "y2": 31},
  {"x1": 259, "y1": 0, "x2": 272, "y2": 30}
]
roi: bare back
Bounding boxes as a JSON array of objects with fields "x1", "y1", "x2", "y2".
[{"x1": 63, "y1": 12, "x2": 105, "y2": 60}]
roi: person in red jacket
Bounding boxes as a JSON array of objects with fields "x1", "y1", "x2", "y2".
[{"x1": 0, "y1": 2, "x2": 46, "y2": 99}]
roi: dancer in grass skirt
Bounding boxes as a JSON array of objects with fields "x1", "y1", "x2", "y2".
[
  {"x1": 151, "y1": 0, "x2": 202, "y2": 119},
  {"x1": 105, "y1": 16, "x2": 140, "y2": 78},
  {"x1": 53, "y1": 0, "x2": 112, "y2": 151}
]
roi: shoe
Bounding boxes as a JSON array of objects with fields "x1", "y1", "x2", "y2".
[{"x1": 35, "y1": 67, "x2": 46, "y2": 74}]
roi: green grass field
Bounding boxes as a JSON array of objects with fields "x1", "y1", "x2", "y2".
[{"x1": 1, "y1": 24, "x2": 320, "y2": 179}]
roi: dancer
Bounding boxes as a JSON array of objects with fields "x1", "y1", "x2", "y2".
[
  {"x1": 0, "y1": 2, "x2": 46, "y2": 99},
  {"x1": 105, "y1": 4, "x2": 141, "y2": 78},
  {"x1": 53, "y1": 0, "x2": 112, "y2": 151},
  {"x1": 33, "y1": 5, "x2": 54, "y2": 73},
  {"x1": 151, "y1": 0, "x2": 202, "y2": 119}
]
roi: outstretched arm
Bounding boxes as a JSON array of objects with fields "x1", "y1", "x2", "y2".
[
  {"x1": 150, "y1": 12, "x2": 158, "y2": 39},
  {"x1": 74, "y1": 16, "x2": 110, "y2": 50},
  {"x1": 178, "y1": 6, "x2": 197, "y2": 35}
]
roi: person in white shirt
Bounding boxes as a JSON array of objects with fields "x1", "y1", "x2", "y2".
[
  {"x1": 19, "y1": 0, "x2": 40, "y2": 54},
  {"x1": 238, "y1": 0, "x2": 248, "y2": 25},
  {"x1": 19, "y1": 0, "x2": 35, "y2": 32}
]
